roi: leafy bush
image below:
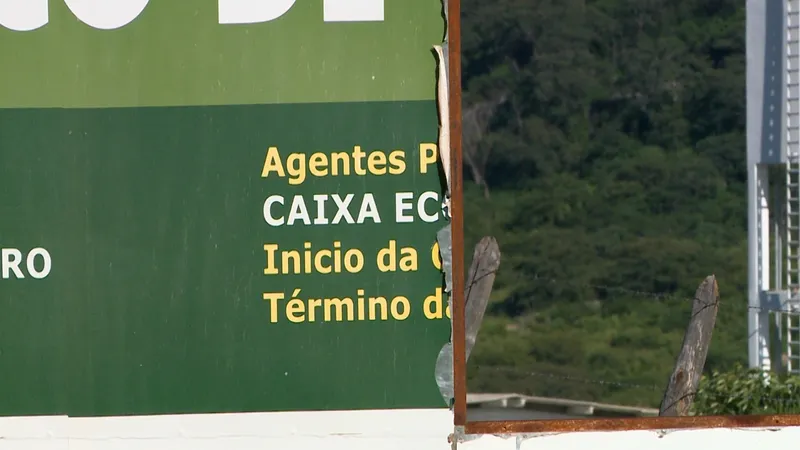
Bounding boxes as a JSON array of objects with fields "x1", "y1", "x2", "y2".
[{"x1": 691, "y1": 364, "x2": 800, "y2": 415}]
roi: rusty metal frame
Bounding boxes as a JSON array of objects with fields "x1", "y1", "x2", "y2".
[
  {"x1": 446, "y1": 0, "x2": 800, "y2": 436},
  {"x1": 464, "y1": 415, "x2": 800, "y2": 435},
  {"x1": 447, "y1": 0, "x2": 467, "y2": 429}
]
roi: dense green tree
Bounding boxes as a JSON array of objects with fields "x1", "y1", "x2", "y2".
[{"x1": 461, "y1": 0, "x2": 751, "y2": 408}]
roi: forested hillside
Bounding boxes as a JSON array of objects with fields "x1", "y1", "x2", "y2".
[{"x1": 461, "y1": 0, "x2": 748, "y2": 407}]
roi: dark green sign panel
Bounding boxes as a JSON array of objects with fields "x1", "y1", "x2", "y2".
[{"x1": 0, "y1": 1, "x2": 449, "y2": 417}]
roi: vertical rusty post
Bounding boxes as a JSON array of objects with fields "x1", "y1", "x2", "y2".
[{"x1": 448, "y1": 0, "x2": 467, "y2": 428}]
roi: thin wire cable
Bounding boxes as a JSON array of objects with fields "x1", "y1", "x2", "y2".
[{"x1": 493, "y1": 271, "x2": 798, "y2": 313}]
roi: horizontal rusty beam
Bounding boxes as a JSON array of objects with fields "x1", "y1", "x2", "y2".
[{"x1": 465, "y1": 415, "x2": 800, "y2": 435}]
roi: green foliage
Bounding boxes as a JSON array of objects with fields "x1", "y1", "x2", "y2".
[
  {"x1": 461, "y1": 0, "x2": 750, "y2": 407},
  {"x1": 692, "y1": 366, "x2": 800, "y2": 415}
]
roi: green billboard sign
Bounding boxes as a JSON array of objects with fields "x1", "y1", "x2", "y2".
[{"x1": 0, "y1": 0, "x2": 450, "y2": 417}]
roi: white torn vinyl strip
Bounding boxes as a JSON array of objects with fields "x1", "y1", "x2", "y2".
[{"x1": 433, "y1": 44, "x2": 452, "y2": 218}]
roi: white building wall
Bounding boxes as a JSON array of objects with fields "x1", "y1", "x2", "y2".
[{"x1": 2, "y1": 410, "x2": 799, "y2": 450}]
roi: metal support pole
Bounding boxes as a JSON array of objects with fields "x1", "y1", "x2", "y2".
[{"x1": 749, "y1": 164, "x2": 772, "y2": 370}]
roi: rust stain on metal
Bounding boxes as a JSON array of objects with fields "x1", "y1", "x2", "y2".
[
  {"x1": 464, "y1": 415, "x2": 800, "y2": 435},
  {"x1": 448, "y1": 0, "x2": 467, "y2": 428}
]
